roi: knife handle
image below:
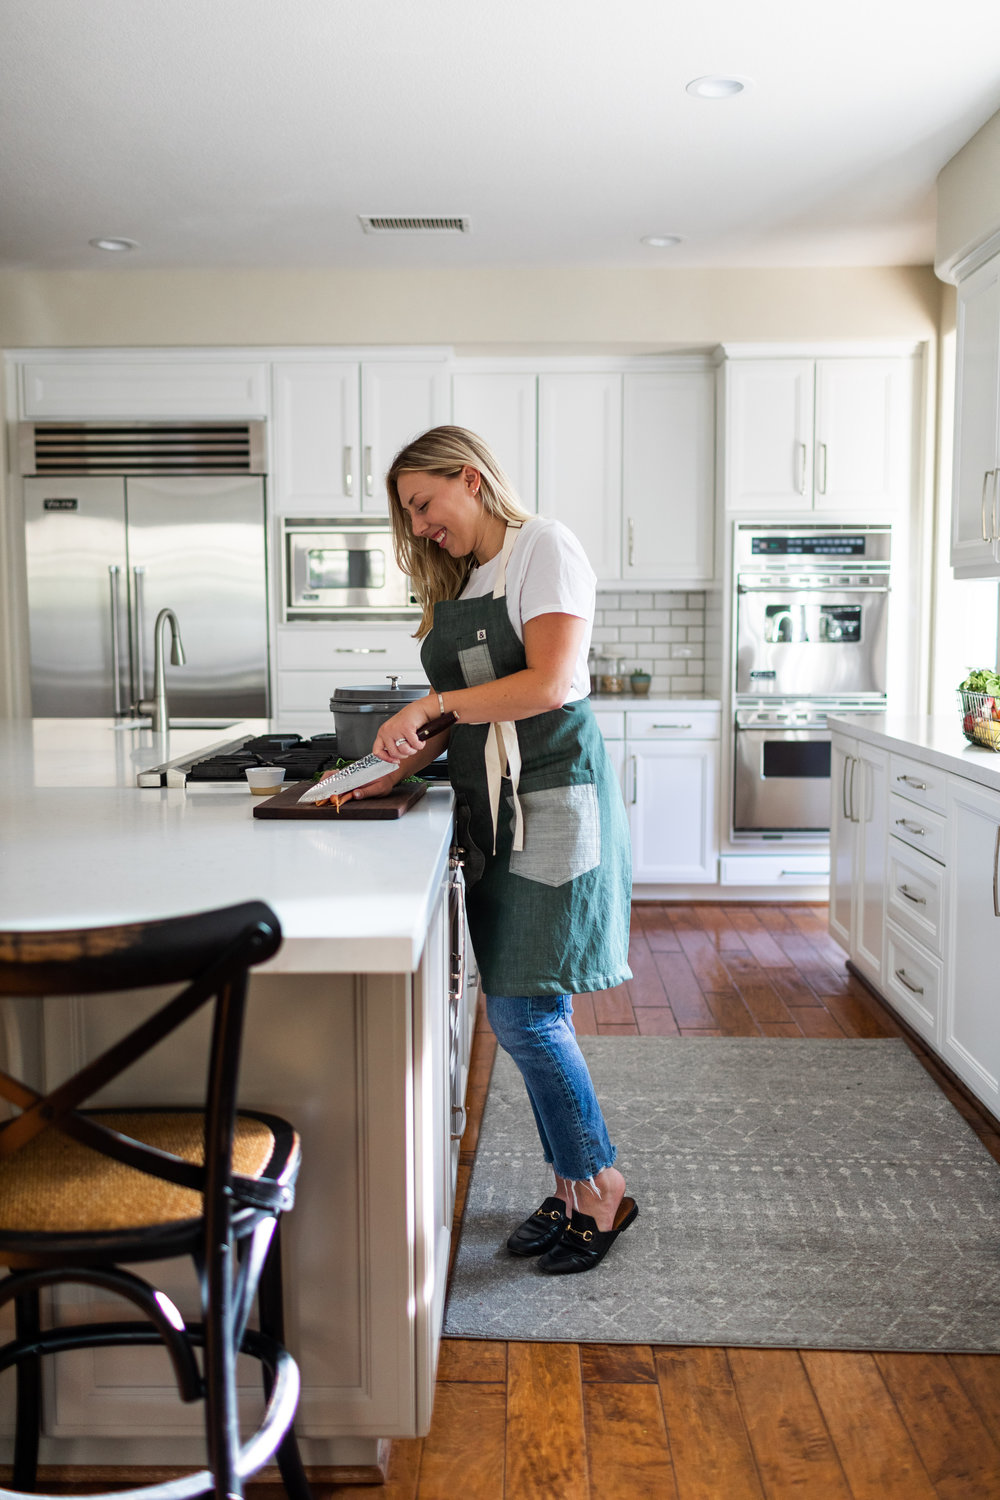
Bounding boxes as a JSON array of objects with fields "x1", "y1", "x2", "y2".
[{"x1": 416, "y1": 711, "x2": 459, "y2": 741}]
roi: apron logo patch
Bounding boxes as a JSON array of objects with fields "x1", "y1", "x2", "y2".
[{"x1": 477, "y1": 628, "x2": 487, "y2": 641}]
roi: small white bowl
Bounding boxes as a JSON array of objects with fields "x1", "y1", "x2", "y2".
[{"x1": 245, "y1": 766, "x2": 286, "y2": 796}]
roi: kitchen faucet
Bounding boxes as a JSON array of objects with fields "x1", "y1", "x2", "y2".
[{"x1": 138, "y1": 608, "x2": 186, "y2": 732}]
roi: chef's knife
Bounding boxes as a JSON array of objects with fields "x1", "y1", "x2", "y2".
[{"x1": 297, "y1": 710, "x2": 458, "y2": 804}]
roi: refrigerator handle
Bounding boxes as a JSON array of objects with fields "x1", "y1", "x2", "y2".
[
  {"x1": 131, "y1": 565, "x2": 147, "y2": 703},
  {"x1": 108, "y1": 565, "x2": 125, "y2": 716}
]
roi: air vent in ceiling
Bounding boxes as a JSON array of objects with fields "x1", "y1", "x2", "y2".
[
  {"x1": 19, "y1": 421, "x2": 267, "y2": 476},
  {"x1": 359, "y1": 215, "x2": 471, "y2": 234}
]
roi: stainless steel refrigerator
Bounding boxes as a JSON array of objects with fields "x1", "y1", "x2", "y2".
[{"x1": 21, "y1": 423, "x2": 270, "y2": 719}]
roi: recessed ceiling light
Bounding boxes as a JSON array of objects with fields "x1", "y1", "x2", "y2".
[
  {"x1": 641, "y1": 235, "x2": 682, "y2": 248},
  {"x1": 686, "y1": 76, "x2": 749, "y2": 99},
  {"x1": 88, "y1": 237, "x2": 138, "y2": 252}
]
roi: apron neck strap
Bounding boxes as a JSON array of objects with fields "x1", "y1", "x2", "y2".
[{"x1": 491, "y1": 521, "x2": 523, "y2": 601}]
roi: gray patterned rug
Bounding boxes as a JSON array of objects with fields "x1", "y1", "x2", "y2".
[{"x1": 443, "y1": 1038, "x2": 1000, "y2": 1350}]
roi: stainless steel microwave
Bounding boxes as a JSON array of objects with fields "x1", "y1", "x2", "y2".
[{"x1": 283, "y1": 520, "x2": 418, "y2": 619}]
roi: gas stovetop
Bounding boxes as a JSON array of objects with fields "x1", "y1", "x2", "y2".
[{"x1": 136, "y1": 732, "x2": 451, "y2": 788}]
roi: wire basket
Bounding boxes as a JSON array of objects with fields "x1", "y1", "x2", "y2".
[{"x1": 959, "y1": 690, "x2": 1000, "y2": 750}]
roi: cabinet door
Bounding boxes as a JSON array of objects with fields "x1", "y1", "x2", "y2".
[
  {"x1": 828, "y1": 734, "x2": 857, "y2": 952},
  {"x1": 814, "y1": 359, "x2": 911, "y2": 513},
  {"x1": 627, "y1": 739, "x2": 718, "y2": 883},
  {"x1": 361, "y1": 362, "x2": 449, "y2": 515},
  {"x1": 451, "y1": 371, "x2": 538, "y2": 510},
  {"x1": 853, "y1": 745, "x2": 888, "y2": 986},
  {"x1": 724, "y1": 360, "x2": 814, "y2": 512},
  {"x1": 622, "y1": 371, "x2": 715, "y2": 582},
  {"x1": 952, "y1": 260, "x2": 1000, "y2": 576},
  {"x1": 538, "y1": 373, "x2": 622, "y2": 579},
  {"x1": 272, "y1": 362, "x2": 361, "y2": 514},
  {"x1": 943, "y1": 776, "x2": 1000, "y2": 1113}
]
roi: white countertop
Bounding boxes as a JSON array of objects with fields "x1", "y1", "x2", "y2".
[
  {"x1": 589, "y1": 696, "x2": 721, "y2": 709},
  {"x1": 828, "y1": 711, "x2": 1000, "y2": 795},
  {"x1": 0, "y1": 718, "x2": 455, "y2": 974}
]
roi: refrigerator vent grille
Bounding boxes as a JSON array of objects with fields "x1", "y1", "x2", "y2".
[{"x1": 21, "y1": 422, "x2": 266, "y2": 475}]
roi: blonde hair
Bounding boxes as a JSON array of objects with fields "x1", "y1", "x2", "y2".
[{"x1": 386, "y1": 426, "x2": 532, "y2": 638}]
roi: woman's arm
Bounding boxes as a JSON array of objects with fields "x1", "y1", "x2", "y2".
[{"x1": 370, "y1": 611, "x2": 587, "y2": 762}]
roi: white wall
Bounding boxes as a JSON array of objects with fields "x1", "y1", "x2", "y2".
[{"x1": 936, "y1": 108, "x2": 1000, "y2": 279}]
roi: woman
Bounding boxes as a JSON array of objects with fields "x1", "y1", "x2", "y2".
[{"x1": 354, "y1": 426, "x2": 637, "y2": 1275}]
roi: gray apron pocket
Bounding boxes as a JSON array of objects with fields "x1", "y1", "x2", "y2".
[
  {"x1": 457, "y1": 630, "x2": 497, "y2": 687},
  {"x1": 506, "y1": 780, "x2": 601, "y2": 888}
]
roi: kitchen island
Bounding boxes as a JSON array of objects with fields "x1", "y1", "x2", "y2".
[{"x1": 0, "y1": 718, "x2": 468, "y2": 1483}]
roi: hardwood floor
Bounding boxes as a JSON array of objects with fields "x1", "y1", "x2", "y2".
[{"x1": 329, "y1": 903, "x2": 1000, "y2": 1500}]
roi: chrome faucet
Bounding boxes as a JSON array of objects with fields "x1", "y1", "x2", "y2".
[{"x1": 138, "y1": 608, "x2": 186, "y2": 731}]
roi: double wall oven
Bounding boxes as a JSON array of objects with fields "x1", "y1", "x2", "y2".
[{"x1": 731, "y1": 524, "x2": 890, "y2": 839}]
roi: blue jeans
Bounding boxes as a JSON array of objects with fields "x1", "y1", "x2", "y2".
[{"x1": 486, "y1": 993, "x2": 617, "y2": 1183}]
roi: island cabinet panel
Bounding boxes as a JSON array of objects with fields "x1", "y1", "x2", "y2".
[
  {"x1": 21, "y1": 875, "x2": 462, "y2": 1471},
  {"x1": 943, "y1": 775, "x2": 1000, "y2": 1114},
  {"x1": 827, "y1": 731, "x2": 887, "y2": 990}
]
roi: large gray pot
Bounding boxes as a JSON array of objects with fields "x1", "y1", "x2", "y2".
[{"x1": 330, "y1": 679, "x2": 430, "y2": 760}]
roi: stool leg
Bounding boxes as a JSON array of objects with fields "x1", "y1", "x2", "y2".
[
  {"x1": 257, "y1": 1228, "x2": 312, "y2": 1500},
  {"x1": 204, "y1": 1238, "x2": 242, "y2": 1500},
  {"x1": 13, "y1": 1290, "x2": 42, "y2": 1492}
]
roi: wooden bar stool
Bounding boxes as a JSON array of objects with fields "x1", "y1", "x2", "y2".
[{"x1": 0, "y1": 901, "x2": 312, "y2": 1500}]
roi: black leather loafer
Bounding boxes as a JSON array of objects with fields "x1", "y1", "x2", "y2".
[
  {"x1": 537, "y1": 1196, "x2": 638, "y2": 1274},
  {"x1": 506, "y1": 1196, "x2": 569, "y2": 1256}
]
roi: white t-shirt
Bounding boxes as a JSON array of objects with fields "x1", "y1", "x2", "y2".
[{"x1": 459, "y1": 516, "x2": 595, "y2": 700}]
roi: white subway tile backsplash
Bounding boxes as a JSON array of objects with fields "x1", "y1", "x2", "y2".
[{"x1": 595, "y1": 588, "x2": 706, "y2": 698}]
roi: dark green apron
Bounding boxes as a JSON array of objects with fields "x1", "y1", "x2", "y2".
[{"x1": 420, "y1": 524, "x2": 632, "y2": 997}]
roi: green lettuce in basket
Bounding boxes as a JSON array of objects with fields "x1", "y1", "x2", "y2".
[{"x1": 959, "y1": 667, "x2": 1000, "y2": 695}]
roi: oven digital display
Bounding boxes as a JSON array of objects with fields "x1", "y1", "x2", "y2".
[{"x1": 751, "y1": 536, "x2": 866, "y2": 556}]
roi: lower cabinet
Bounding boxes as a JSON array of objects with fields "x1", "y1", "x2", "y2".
[
  {"x1": 828, "y1": 732, "x2": 887, "y2": 989},
  {"x1": 943, "y1": 775, "x2": 1000, "y2": 1115},
  {"x1": 829, "y1": 725, "x2": 1000, "y2": 1121}
]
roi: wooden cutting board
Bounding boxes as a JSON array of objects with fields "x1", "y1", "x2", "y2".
[{"x1": 252, "y1": 779, "x2": 428, "y2": 820}]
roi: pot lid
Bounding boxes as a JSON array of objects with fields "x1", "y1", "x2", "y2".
[{"x1": 330, "y1": 680, "x2": 430, "y2": 708}]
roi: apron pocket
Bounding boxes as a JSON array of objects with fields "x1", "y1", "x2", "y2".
[
  {"x1": 457, "y1": 638, "x2": 497, "y2": 687},
  {"x1": 506, "y1": 781, "x2": 601, "y2": 888}
]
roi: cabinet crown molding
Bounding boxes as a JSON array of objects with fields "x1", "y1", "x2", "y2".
[{"x1": 716, "y1": 341, "x2": 923, "y2": 361}]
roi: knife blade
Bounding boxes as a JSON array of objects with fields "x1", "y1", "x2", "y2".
[{"x1": 297, "y1": 710, "x2": 458, "y2": 805}]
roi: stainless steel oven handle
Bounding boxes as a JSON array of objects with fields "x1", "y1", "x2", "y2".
[
  {"x1": 343, "y1": 446, "x2": 354, "y2": 498},
  {"x1": 897, "y1": 883, "x2": 927, "y2": 905},
  {"x1": 893, "y1": 967, "x2": 924, "y2": 996},
  {"x1": 108, "y1": 565, "x2": 125, "y2": 716}
]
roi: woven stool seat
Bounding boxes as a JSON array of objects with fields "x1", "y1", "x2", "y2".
[{"x1": 0, "y1": 1112, "x2": 276, "y2": 1234}]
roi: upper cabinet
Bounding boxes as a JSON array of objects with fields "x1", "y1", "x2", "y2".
[
  {"x1": 20, "y1": 359, "x2": 268, "y2": 419},
  {"x1": 951, "y1": 257, "x2": 1000, "y2": 578},
  {"x1": 622, "y1": 369, "x2": 715, "y2": 583},
  {"x1": 450, "y1": 371, "x2": 538, "y2": 509},
  {"x1": 272, "y1": 358, "x2": 448, "y2": 516},
  {"x1": 537, "y1": 372, "x2": 624, "y2": 580},
  {"x1": 723, "y1": 354, "x2": 914, "y2": 515}
]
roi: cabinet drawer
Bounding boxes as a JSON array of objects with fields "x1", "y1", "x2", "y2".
[
  {"x1": 276, "y1": 626, "x2": 423, "y2": 673},
  {"x1": 277, "y1": 669, "x2": 427, "y2": 715},
  {"x1": 884, "y1": 919, "x2": 941, "y2": 1044},
  {"x1": 625, "y1": 710, "x2": 721, "y2": 740},
  {"x1": 888, "y1": 752, "x2": 947, "y2": 815},
  {"x1": 888, "y1": 791, "x2": 946, "y2": 863},
  {"x1": 886, "y1": 835, "x2": 945, "y2": 956}
]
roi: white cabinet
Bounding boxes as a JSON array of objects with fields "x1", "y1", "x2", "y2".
[
  {"x1": 450, "y1": 371, "x2": 537, "y2": 509},
  {"x1": 951, "y1": 257, "x2": 1000, "y2": 577},
  {"x1": 828, "y1": 731, "x2": 887, "y2": 987},
  {"x1": 272, "y1": 359, "x2": 448, "y2": 516},
  {"x1": 274, "y1": 624, "x2": 424, "y2": 730},
  {"x1": 724, "y1": 356, "x2": 912, "y2": 515},
  {"x1": 624, "y1": 709, "x2": 720, "y2": 884},
  {"x1": 19, "y1": 359, "x2": 269, "y2": 419},
  {"x1": 943, "y1": 775, "x2": 1000, "y2": 1113},
  {"x1": 622, "y1": 370, "x2": 715, "y2": 583},
  {"x1": 538, "y1": 372, "x2": 623, "y2": 580}
]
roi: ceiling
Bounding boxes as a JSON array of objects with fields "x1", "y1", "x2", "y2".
[{"x1": 3, "y1": 0, "x2": 1000, "y2": 274}]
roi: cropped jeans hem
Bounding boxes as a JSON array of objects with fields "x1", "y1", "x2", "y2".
[{"x1": 485, "y1": 991, "x2": 617, "y2": 1184}]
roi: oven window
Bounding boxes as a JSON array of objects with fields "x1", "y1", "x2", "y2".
[
  {"x1": 762, "y1": 741, "x2": 831, "y2": 778},
  {"x1": 763, "y1": 603, "x2": 862, "y2": 643},
  {"x1": 306, "y1": 547, "x2": 387, "y2": 590}
]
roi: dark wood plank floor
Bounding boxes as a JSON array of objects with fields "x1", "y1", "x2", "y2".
[{"x1": 336, "y1": 903, "x2": 1000, "y2": 1500}]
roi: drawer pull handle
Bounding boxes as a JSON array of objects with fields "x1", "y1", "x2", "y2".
[
  {"x1": 895, "y1": 818, "x2": 926, "y2": 836},
  {"x1": 896, "y1": 774, "x2": 927, "y2": 790},
  {"x1": 652, "y1": 723, "x2": 693, "y2": 730},
  {"x1": 894, "y1": 967, "x2": 924, "y2": 996},
  {"x1": 335, "y1": 647, "x2": 388, "y2": 653},
  {"x1": 897, "y1": 883, "x2": 927, "y2": 905},
  {"x1": 450, "y1": 1104, "x2": 467, "y2": 1142}
]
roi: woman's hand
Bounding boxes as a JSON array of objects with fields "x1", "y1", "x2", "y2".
[
  {"x1": 350, "y1": 766, "x2": 404, "y2": 801},
  {"x1": 371, "y1": 695, "x2": 438, "y2": 762}
]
